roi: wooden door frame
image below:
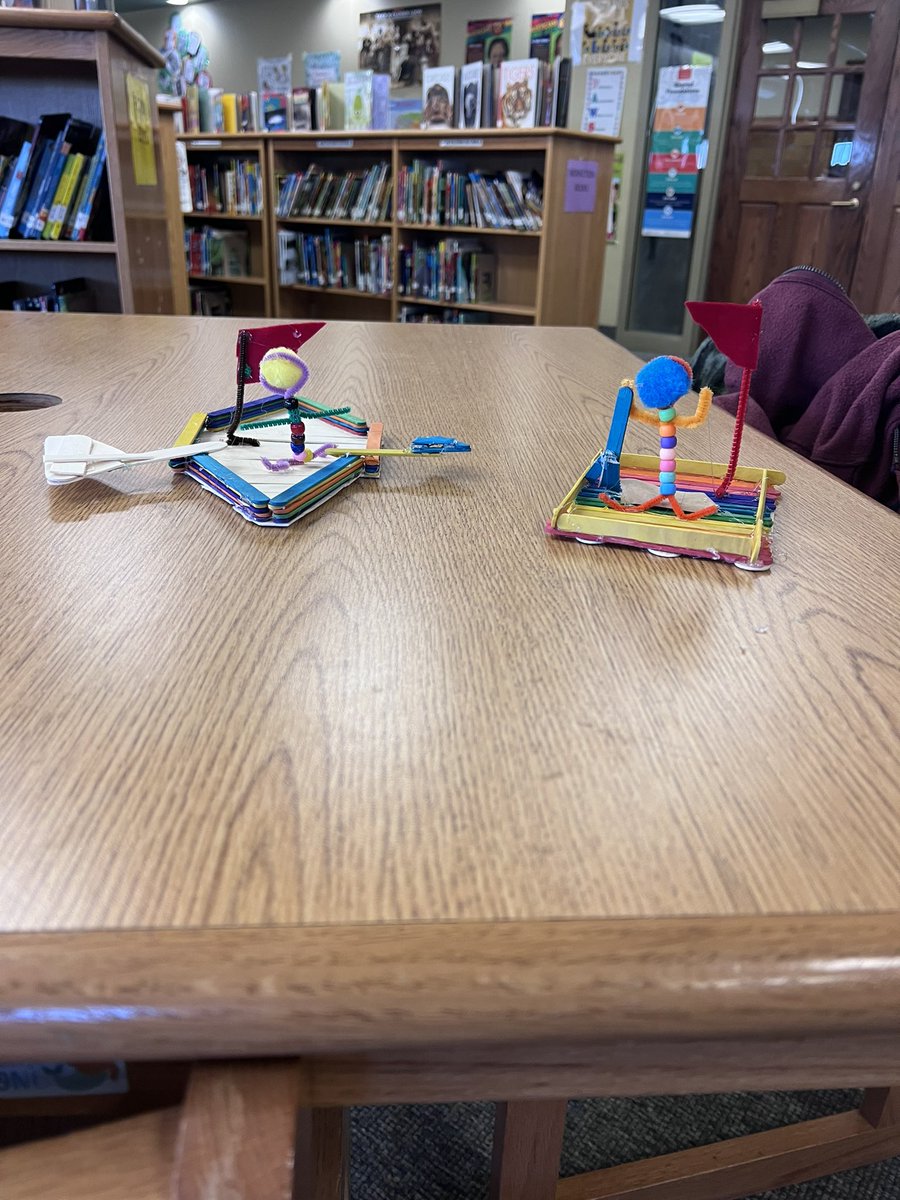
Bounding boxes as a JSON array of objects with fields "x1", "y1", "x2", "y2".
[{"x1": 707, "y1": 0, "x2": 900, "y2": 310}]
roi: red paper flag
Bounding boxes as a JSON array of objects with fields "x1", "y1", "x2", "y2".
[
  {"x1": 235, "y1": 321, "x2": 326, "y2": 384},
  {"x1": 685, "y1": 300, "x2": 762, "y2": 371}
]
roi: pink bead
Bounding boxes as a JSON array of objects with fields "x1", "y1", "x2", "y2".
[{"x1": 659, "y1": 454, "x2": 676, "y2": 467}]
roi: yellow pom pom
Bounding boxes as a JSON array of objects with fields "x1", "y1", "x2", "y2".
[{"x1": 260, "y1": 347, "x2": 307, "y2": 395}]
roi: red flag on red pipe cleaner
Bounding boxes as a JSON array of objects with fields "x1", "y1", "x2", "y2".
[
  {"x1": 236, "y1": 322, "x2": 326, "y2": 384},
  {"x1": 685, "y1": 300, "x2": 762, "y2": 371}
]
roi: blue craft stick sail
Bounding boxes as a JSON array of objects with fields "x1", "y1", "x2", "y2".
[{"x1": 584, "y1": 384, "x2": 633, "y2": 491}]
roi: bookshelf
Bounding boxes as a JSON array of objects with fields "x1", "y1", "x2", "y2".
[
  {"x1": 180, "y1": 136, "x2": 271, "y2": 317},
  {"x1": 176, "y1": 129, "x2": 615, "y2": 326},
  {"x1": 0, "y1": 9, "x2": 174, "y2": 314}
]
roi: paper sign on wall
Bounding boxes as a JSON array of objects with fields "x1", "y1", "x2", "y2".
[
  {"x1": 125, "y1": 73, "x2": 157, "y2": 187},
  {"x1": 641, "y1": 65, "x2": 712, "y2": 239},
  {"x1": 580, "y1": 66, "x2": 627, "y2": 136},
  {"x1": 564, "y1": 159, "x2": 599, "y2": 213}
]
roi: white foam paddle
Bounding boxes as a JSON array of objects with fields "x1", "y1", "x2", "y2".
[{"x1": 43, "y1": 434, "x2": 228, "y2": 485}]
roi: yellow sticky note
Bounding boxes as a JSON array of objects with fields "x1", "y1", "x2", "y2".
[{"x1": 125, "y1": 72, "x2": 158, "y2": 187}]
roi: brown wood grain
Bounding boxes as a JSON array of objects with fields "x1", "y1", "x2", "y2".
[
  {"x1": 2, "y1": 916, "x2": 900, "y2": 1061},
  {"x1": 0, "y1": 1107, "x2": 178, "y2": 1200},
  {"x1": 172, "y1": 1061, "x2": 304, "y2": 1200},
  {"x1": 0, "y1": 8, "x2": 163, "y2": 68},
  {"x1": 491, "y1": 1101, "x2": 567, "y2": 1200},
  {"x1": 0, "y1": 315, "x2": 898, "y2": 939},
  {"x1": 294, "y1": 1108, "x2": 350, "y2": 1200}
]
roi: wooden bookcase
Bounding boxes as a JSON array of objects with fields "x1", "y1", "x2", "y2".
[
  {"x1": 176, "y1": 129, "x2": 615, "y2": 326},
  {"x1": 181, "y1": 136, "x2": 271, "y2": 318},
  {"x1": 0, "y1": 9, "x2": 174, "y2": 314}
]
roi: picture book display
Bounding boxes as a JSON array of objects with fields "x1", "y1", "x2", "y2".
[
  {"x1": 43, "y1": 323, "x2": 471, "y2": 531},
  {"x1": 497, "y1": 59, "x2": 541, "y2": 128},
  {"x1": 344, "y1": 70, "x2": 374, "y2": 130},
  {"x1": 459, "y1": 62, "x2": 483, "y2": 129},
  {"x1": 421, "y1": 66, "x2": 456, "y2": 128},
  {"x1": 547, "y1": 301, "x2": 786, "y2": 570}
]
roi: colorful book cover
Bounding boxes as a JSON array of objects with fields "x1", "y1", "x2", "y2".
[
  {"x1": 460, "y1": 62, "x2": 483, "y2": 130},
  {"x1": 291, "y1": 88, "x2": 312, "y2": 131},
  {"x1": 262, "y1": 92, "x2": 289, "y2": 132},
  {"x1": 529, "y1": 12, "x2": 565, "y2": 62},
  {"x1": 421, "y1": 66, "x2": 456, "y2": 130},
  {"x1": 0, "y1": 132, "x2": 35, "y2": 237},
  {"x1": 372, "y1": 73, "x2": 390, "y2": 131},
  {"x1": 344, "y1": 70, "x2": 374, "y2": 131},
  {"x1": 497, "y1": 59, "x2": 540, "y2": 129}
]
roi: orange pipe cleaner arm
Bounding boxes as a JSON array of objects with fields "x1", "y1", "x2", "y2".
[
  {"x1": 629, "y1": 400, "x2": 660, "y2": 426},
  {"x1": 674, "y1": 385, "x2": 712, "y2": 429}
]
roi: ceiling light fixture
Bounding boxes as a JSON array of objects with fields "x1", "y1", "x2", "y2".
[
  {"x1": 762, "y1": 41, "x2": 792, "y2": 53},
  {"x1": 796, "y1": 60, "x2": 827, "y2": 68},
  {"x1": 659, "y1": 4, "x2": 726, "y2": 25},
  {"x1": 166, "y1": 0, "x2": 189, "y2": 7}
]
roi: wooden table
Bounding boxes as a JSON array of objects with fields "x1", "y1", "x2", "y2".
[{"x1": 1, "y1": 314, "x2": 899, "y2": 1199}]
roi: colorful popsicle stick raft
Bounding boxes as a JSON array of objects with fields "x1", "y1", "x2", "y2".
[{"x1": 546, "y1": 301, "x2": 786, "y2": 570}]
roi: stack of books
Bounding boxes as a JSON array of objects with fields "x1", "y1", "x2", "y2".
[
  {"x1": 396, "y1": 161, "x2": 542, "y2": 231},
  {"x1": 277, "y1": 229, "x2": 392, "y2": 295},
  {"x1": 187, "y1": 159, "x2": 263, "y2": 216},
  {"x1": 189, "y1": 285, "x2": 232, "y2": 317},
  {"x1": 1, "y1": 276, "x2": 93, "y2": 312},
  {"x1": 185, "y1": 226, "x2": 250, "y2": 278},
  {"x1": 0, "y1": 115, "x2": 107, "y2": 242},
  {"x1": 275, "y1": 163, "x2": 392, "y2": 222},
  {"x1": 397, "y1": 239, "x2": 496, "y2": 305}
]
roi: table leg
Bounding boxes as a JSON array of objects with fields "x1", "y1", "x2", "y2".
[
  {"x1": 294, "y1": 1107, "x2": 350, "y2": 1200},
  {"x1": 490, "y1": 1099, "x2": 568, "y2": 1200}
]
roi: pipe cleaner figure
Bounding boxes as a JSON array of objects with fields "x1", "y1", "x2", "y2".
[{"x1": 601, "y1": 355, "x2": 718, "y2": 521}]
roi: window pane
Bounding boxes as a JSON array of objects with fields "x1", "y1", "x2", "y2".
[
  {"x1": 761, "y1": 19, "x2": 794, "y2": 69},
  {"x1": 815, "y1": 132, "x2": 854, "y2": 179},
  {"x1": 790, "y1": 73, "x2": 825, "y2": 122},
  {"x1": 836, "y1": 13, "x2": 871, "y2": 66},
  {"x1": 797, "y1": 15, "x2": 834, "y2": 69},
  {"x1": 746, "y1": 131, "x2": 778, "y2": 176},
  {"x1": 828, "y1": 73, "x2": 862, "y2": 122},
  {"x1": 755, "y1": 75, "x2": 788, "y2": 120},
  {"x1": 781, "y1": 129, "x2": 816, "y2": 177}
]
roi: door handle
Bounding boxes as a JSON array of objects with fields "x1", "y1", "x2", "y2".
[{"x1": 831, "y1": 198, "x2": 860, "y2": 208}]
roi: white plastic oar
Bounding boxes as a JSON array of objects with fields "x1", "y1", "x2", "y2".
[{"x1": 43, "y1": 434, "x2": 228, "y2": 485}]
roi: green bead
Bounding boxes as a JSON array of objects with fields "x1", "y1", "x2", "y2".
[{"x1": 658, "y1": 406, "x2": 677, "y2": 422}]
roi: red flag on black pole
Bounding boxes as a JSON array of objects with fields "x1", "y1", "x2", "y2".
[{"x1": 235, "y1": 321, "x2": 326, "y2": 384}]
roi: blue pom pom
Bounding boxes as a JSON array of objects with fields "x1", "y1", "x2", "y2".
[{"x1": 635, "y1": 357, "x2": 692, "y2": 411}]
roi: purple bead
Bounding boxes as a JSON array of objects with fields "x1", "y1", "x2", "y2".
[{"x1": 660, "y1": 436, "x2": 677, "y2": 449}]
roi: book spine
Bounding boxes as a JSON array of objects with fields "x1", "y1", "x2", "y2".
[{"x1": 0, "y1": 138, "x2": 34, "y2": 237}]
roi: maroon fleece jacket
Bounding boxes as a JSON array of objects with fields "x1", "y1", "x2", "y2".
[{"x1": 714, "y1": 269, "x2": 900, "y2": 509}]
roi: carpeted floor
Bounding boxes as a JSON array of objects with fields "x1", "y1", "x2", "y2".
[{"x1": 350, "y1": 1091, "x2": 900, "y2": 1198}]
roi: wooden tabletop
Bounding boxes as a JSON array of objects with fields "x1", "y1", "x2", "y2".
[{"x1": 0, "y1": 314, "x2": 898, "y2": 1061}]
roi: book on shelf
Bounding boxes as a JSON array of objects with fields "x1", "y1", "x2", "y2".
[
  {"x1": 398, "y1": 238, "x2": 496, "y2": 305},
  {"x1": 185, "y1": 87, "x2": 261, "y2": 133},
  {"x1": 185, "y1": 225, "x2": 250, "y2": 278},
  {"x1": 275, "y1": 162, "x2": 392, "y2": 223},
  {"x1": 291, "y1": 88, "x2": 313, "y2": 132},
  {"x1": 187, "y1": 158, "x2": 263, "y2": 216},
  {"x1": 303, "y1": 51, "x2": 341, "y2": 88},
  {"x1": 221, "y1": 93, "x2": 238, "y2": 134},
  {"x1": 554, "y1": 58, "x2": 572, "y2": 127},
  {"x1": 398, "y1": 305, "x2": 489, "y2": 324},
  {"x1": 2, "y1": 275, "x2": 93, "y2": 313},
  {"x1": 497, "y1": 59, "x2": 540, "y2": 129},
  {"x1": 262, "y1": 92, "x2": 289, "y2": 132},
  {"x1": 344, "y1": 70, "x2": 374, "y2": 131},
  {"x1": 459, "y1": 62, "x2": 483, "y2": 130},
  {"x1": 321, "y1": 81, "x2": 345, "y2": 131},
  {"x1": 372, "y1": 74, "x2": 390, "y2": 130},
  {"x1": 396, "y1": 160, "x2": 543, "y2": 231},
  {"x1": 421, "y1": 66, "x2": 456, "y2": 130},
  {"x1": 0, "y1": 114, "x2": 107, "y2": 242},
  {"x1": 189, "y1": 284, "x2": 232, "y2": 317},
  {"x1": 277, "y1": 228, "x2": 392, "y2": 294}
]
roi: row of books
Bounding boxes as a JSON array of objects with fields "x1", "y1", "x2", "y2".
[
  {"x1": 396, "y1": 163, "x2": 543, "y2": 231},
  {"x1": 0, "y1": 276, "x2": 93, "y2": 312},
  {"x1": 277, "y1": 229, "x2": 392, "y2": 295},
  {"x1": 421, "y1": 57, "x2": 572, "y2": 131},
  {"x1": 397, "y1": 240, "x2": 496, "y2": 306},
  {"x1": 397, "y1": 306, "x2": 489, "y2": 324},
  {"x1": 185, "y1": 227, "x2": 250, "y2": 279},
  {"x1": 186, "y1": 159, "x2": 263, "y2": 216},
  {"x1": 189, "y1": 285, "x2": 232, "y2": 317},
  {"x1": 181, "y1": 57, "x2": 572, "y2": 135},
  {"x1": 0, "y1": 115, "x2": 107, "y2": 242},
  {"x1": 275, "y1": 162, "x2": 391, "y2": 223}
]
